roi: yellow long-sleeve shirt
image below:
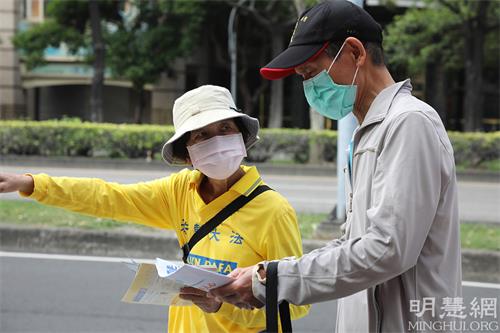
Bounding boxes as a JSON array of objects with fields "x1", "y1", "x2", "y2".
[{"x1": 23, "y1": 165, "x2": 310, "y2": 332}]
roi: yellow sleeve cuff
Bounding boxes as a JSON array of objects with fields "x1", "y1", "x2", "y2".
[{"x1": 18, "y1": 173, "x2": 45, "y2": 199}]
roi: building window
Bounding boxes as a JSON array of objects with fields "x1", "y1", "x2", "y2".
[{"x1": 25, "y1": 0, "x2": 44, "y2": 22}]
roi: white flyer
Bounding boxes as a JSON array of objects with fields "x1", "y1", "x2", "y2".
[
  {"x1": 121, "y1": 258, "x2": 232, "y2": 306},
  {"x1": 155, "y1": 258, "x2": 232, "y2": 291}
]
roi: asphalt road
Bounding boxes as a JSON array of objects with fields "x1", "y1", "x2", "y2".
[
  {"x1": 1, "y1": 253, "x2": 499, "y2": 333},
  {"x1": 0, "y1": 165, "x2": 499, "y2": 223}
]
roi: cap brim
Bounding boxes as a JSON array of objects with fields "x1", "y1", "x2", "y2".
[
  {"x1": 260, "y1": 42, "x2": 329, "y2": 80},
  {"x1": 161, "y1": 110, "x2": 260, "y2": 165}
]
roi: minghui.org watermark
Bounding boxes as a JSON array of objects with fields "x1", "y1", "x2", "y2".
[{"x1": 408, "y1": 297, "x2": 498, "y2": 331}]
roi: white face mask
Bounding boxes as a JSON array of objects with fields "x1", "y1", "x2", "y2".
[{"x1": 187, "y1": 133, "x2": 247, "y2": 180}]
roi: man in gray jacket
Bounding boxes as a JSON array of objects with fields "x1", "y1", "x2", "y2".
[{"x1": 211, "y1": 0, "x2": 462, "y2": 332}]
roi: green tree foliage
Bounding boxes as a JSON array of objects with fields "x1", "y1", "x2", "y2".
[
  {"x1": 385, "y1": 5, "x2": 460, "y2": 73},
  {"x1": 384, "y1": 0, "x2": 499, "y2": 131},
  {"x1": 385, "y1": 0, "x2": 499, "y2": 73},
  {"x1": 12, "y1": 19, "x2": 83, "y2": 70},
  {"x1": 13, "y1": 0, "x2": 121, "y2": 68},
  {"x1": 106, "y1": 0, "x2": 204, "y2": 123}
]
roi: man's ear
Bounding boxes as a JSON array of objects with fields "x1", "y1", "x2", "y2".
[{"x1": 345, "y1": 37, "x2": 366, "y2": 67}]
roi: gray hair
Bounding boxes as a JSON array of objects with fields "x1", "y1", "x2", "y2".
[{"x1": 326, "y1": 41, "x2": 385, "y2": 66}]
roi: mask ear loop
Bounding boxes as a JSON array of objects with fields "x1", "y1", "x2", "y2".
[
  {"x1": 351, "y1": 66, "x2": 360, "y2": 86},
  {"x1": 327, "y1": 39, "x2": 348, "y2": 73}
]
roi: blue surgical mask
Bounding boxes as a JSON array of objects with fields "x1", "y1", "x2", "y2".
[{"x1": 303, "y1": 41, "x2": 359, "y2": 120}]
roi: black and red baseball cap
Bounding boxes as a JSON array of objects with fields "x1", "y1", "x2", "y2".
[{"x1": 260, "y1": 0, "x2": 383, "y2": 80}]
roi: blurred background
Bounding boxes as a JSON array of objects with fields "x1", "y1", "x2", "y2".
[{"x1": 0, "y1": 0, "x2": 498, "y2": 131}]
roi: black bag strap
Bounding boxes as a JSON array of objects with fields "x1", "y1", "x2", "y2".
[
  {"x1": 266, "y1": 261, "x2": 292, "y2": 333},
  {"x1": 182, "y1": 184, "x2": 271, "y2": 263}
]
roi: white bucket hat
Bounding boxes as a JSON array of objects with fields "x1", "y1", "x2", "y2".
[{"x1": 161, "y1": 85, "x2": 260, "y2": 165}]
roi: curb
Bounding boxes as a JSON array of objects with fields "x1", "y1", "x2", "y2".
[
  {"x1": 1, "y1": 155, "x2": 499, "y2": 181},
  {"x1": 1, "y1": 225, "x2": 498, "y2": 284},
  {"x1": 0, "y1": 225, "x2": 183, "y2": 261}
]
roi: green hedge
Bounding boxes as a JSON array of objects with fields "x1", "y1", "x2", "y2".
[
  {"x1": 1, "y1": 120, "x2": 499, "y2": 168},
  {"x1": 448, "y1": 132, "x2": 500, "y2": 168},
  {"x1": 0, "y1": 120, "x2": 172, "y2": 159}
]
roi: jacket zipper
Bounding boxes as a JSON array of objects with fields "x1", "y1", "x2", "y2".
[
  {"x1": 348, "y1": 145, "x2": 354, "y2": 214},
  {"x1": 373, "y1": 286, "x2": 382, "y2": 333},
  {"x1": 348, "y1": 192, "x2": 353, "y2": 213}
]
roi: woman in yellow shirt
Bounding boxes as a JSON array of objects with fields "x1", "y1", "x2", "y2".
[{"x1": 0, "y1": 85, "x2": 309, "y2": 332}]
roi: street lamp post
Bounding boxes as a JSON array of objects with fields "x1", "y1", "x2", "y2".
[{"x1": 228, "y1": 1, "x2": 246, "y2": 104}]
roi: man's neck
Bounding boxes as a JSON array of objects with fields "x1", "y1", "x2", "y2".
[{"x1": 353, "y1": 66, "x2": 395, "y2": 124}]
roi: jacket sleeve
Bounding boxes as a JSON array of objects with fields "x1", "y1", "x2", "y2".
[
  {"x1": 253, "y1": 112, "x2": 444, "y2": 305},
  {"x1": 305, "y1": 233, "x2": 348, "y2": 257},
  {"x1": 218, "y1": 201, "x2": 310, "y2": 327},
  {"x1": 21, "y1": 173, "x2": 173, "y2": 229}
]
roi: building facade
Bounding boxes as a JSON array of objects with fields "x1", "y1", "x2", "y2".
[
  {"x1": 1, "y1": 0, "x2": 184, "y2": 125},
  {"x1": 0, "y1": 0, "x2": 26, "y2": 119}
]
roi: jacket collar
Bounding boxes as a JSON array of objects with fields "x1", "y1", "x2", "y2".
[{"x1": 357, "y1": 79, "x2": 412, "y2": 132}]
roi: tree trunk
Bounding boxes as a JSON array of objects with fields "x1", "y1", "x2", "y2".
[
  {"x1": 462, "y1": 2, "x2": 487, "y2": 132},
  {"x1": 134, "y1": 88, "x2": 145, "y2": 124},
  {"x1": 308, "y1": 108, "x2": 324, "y2": 164},
  {"x1": 309, "y1": 108, "x2": 324, "y2": 130},
  {"x1": 89, "y1": 0, "x2": 104, "y2": 123},
  {"x1": 239, "y1": 83, "x2": 255, "y2": 117},
  {"x1": 425, "y1": 62, "x2": 447, "y2": 126},
  {"x1": 267, "y1": 35, "x2": 284, "y2": 128}
]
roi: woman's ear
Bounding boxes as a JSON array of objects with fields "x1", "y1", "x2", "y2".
[{"x1": 345, "y1": 37, "x2": 366, "y2": 67}]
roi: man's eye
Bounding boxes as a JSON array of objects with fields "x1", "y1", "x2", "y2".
[{"x1": 300, "y1": 70, "x2": 313, "y2": 80}]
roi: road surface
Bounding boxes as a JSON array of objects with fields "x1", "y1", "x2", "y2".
[
  {"x1": 1, "y1": 252, "x2": 499, "y2": 333},
  {"x1": 0, "y1": 165, "x2": 498, "y2": 223}
]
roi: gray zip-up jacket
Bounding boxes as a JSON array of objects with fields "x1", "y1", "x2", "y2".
[{"x1": 252, "y1": 80, "x2": 462, "y2": 332}]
